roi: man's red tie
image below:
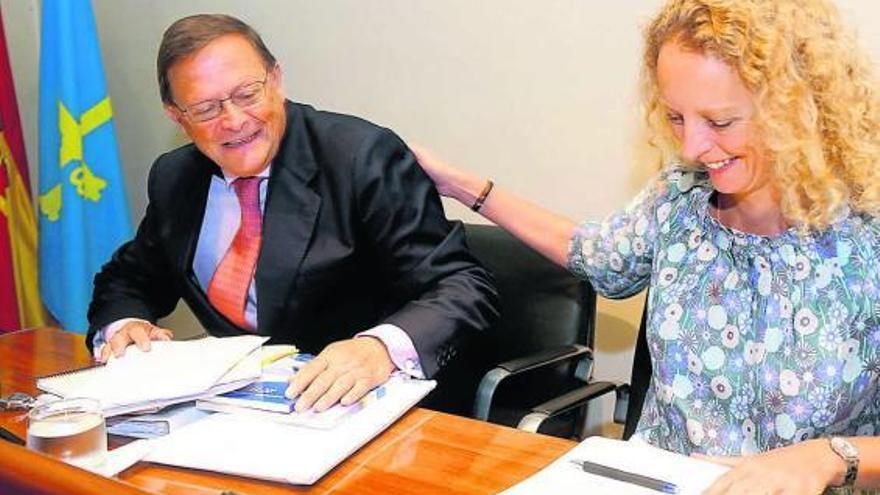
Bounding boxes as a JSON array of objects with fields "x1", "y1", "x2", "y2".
[{"x1": 207, "y1": 177, "x2": 263, "y2": 330}]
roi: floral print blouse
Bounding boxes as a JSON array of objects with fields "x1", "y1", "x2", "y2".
[{"x1": 568, "y1": 167, "x2": 880, "y2": 455}]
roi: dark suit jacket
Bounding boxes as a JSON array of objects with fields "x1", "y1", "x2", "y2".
[{"x1": 87, "y1": 101, "x2": 498, "y2": 379}]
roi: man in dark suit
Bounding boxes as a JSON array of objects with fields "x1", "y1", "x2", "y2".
[{"x1": 86, "y1": 14, "x2": 497, "y2": 412}]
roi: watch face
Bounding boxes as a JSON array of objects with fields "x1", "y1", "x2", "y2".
[{"x1": 832, "y1": 437, "x2": 859, "y2": 459}]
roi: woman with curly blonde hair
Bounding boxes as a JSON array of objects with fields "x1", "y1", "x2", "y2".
[
  {"x1": 413, "y1": 0, "x2": 880, "y2": 492},
  {"x1": 641, "y1": 0, "x2": 880, "y2": 232}
]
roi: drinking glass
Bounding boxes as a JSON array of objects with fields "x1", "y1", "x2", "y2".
[{"x1": 26, "y1": 397, "x2": 107, "y2": 469}]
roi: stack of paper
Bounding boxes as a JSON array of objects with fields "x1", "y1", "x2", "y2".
[
  {"x1": 36, "y1": 335, "x2": 267, "y2": 416},
  {"x1": 501, "y1": 436, "x2": 729, "y2": 495}
]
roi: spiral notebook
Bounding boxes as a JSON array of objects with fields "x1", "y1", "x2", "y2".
[{"x1": 36, "y1": 335, "x2": 267, "y2": 417}]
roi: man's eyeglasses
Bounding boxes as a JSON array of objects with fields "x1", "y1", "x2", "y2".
[{"x1": 175, "y1": 71, "x2": 270, "y2": 123}]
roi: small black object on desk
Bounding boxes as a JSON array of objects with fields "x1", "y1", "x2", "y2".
[{"x1": 0, "y1": 426, "x2": 24, "y2": 446}]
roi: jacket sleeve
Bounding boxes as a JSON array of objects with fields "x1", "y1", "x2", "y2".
[
  {"x1": 351, "y1": 129, "x2": 500, "y2": 378},
  {"x1": 85, "y1": 161, "x2": 181, "y2": 352}
]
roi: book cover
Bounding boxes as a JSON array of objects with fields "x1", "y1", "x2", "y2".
[
  {"x1": 203, "y1": 380, "x2": 294, "y2": 413},
  {"x1": 106, "y1": 402, "x2": 211, "y2": 439},
  {"x1": 197, "y1": 377, "x2": 389, "y2": 429}
]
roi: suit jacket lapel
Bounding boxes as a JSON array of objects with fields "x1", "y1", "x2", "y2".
[
  {"x1": 179, "y1": 155, "x2": 216, "y2": 296},
  {"x1": 256, "y1": 101, "x2": 321, "y2": 336}
]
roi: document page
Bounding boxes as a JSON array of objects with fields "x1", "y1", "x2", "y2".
[
  {"x1": 145, "y1": 377, "x2": 436, "y2": 484},
  {"x1": 501, "y1": 436, "x2": 729, "y2": 495},
  {"x1": 39, "y1": 335, "x2": 266, "y2": 410}
]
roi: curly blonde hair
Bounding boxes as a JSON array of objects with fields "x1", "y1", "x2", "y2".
[{"x1": 641, "y1": 0, "x2": 880, "y2": 231}]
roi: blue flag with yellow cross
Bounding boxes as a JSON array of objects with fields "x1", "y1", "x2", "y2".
[{"x1": 38, "y1": 0, "x2": 133, "y2": 333}]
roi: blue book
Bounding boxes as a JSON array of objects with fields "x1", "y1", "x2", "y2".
[
  {"x1": 196, "y1": 380, "x2": 389, "y2": 429},
  {"x1": 196, "y1": 352, "x2": 390, "y2": 429},
  {"x1": 199, "y1": 380, "x2": 294, "y2": 413},
  {"x1": 107, "y1": 402, "x2": 211, "y2": 439}
]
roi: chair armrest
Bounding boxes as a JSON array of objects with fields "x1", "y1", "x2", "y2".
[
  {"x1": 473, "y1": 344, "x2": 592, "y2": 421},
  {"x1": 613, "y1": 383, "x2": 631, "y2": 425},
  {"x1": 516, "y1": 380, "x2": 629, "y2": 435}
]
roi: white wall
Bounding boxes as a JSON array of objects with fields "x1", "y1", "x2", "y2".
[{"x1": 3, "y1": 0, "x2": 879, "y2": 432}]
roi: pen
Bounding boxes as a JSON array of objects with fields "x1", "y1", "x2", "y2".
[
  {"x1": 570, "y1": 459, "x2": 679, "y2": 494},
  {"x1": 0, "y1": 426, "x2": 24, "y2": 446}
]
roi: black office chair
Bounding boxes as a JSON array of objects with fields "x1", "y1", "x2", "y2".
[
  {"x1": 517, "y1": 295, "x2": 653, "y2": 440},
  {"x1": 428, "y1": 223, "x2": 615, "y2": 439},
  {"x1": 622, "y1": 305, "x2": 652, "y2": 439}
]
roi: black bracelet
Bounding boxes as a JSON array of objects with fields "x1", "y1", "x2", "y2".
[{"x1": 471, "y1": 180, "x2": 494, "y2": 212}]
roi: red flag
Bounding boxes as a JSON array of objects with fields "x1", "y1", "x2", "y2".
[{"x1": 0, "y1": 7, "x2": 46, "y2": 331}]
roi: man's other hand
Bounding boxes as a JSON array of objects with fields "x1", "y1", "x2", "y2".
[
  {"x1": 97, "y1": 320, "x2": 173, "y2": 363},
  {"x1": 285, "y1": 337, "x2": 395, "y2": 412}
]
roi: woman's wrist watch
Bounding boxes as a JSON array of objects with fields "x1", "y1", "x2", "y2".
[{"x1": 828, "y1": 436, "x2": 859, "y2": 488}]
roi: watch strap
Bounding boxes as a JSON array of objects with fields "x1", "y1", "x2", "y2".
[{"x1": 828, "y1": 437, "x2": 859, "y2": 488}]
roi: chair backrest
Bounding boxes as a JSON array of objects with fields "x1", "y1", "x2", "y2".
[
  {"x1": 622, "y1": 299, "x2": 652, "y2": 439},
  {"x1": 463, "y1": 223, "x2": 596, "y2": 363},
  {"x1": 421, "y1": 223, "x2": 598, "y2": 422}
]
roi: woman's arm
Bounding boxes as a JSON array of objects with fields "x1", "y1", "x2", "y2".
[
  {"x1": 411, "y1": 145, "x2": 577, "y2": 267},
  {"x1": 701, "y1": 436, "x2": 880, "y2": 494}
]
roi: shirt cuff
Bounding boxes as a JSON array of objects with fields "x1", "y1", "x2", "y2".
[
  {"x1": 92, "y1": 317, "x2": 149, "y2": 359},
  {"x1": 357, "y1": 324, "x2": 424, "y2": 378}
]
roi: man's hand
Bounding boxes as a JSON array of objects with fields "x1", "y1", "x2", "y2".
[
  {"x1": 285, "y1": 337, "x2": 395, "y2": 412},
  {"x1": 698, "y1": 439, "x2": 841, "y2": 495},
  {"x1": 97, "y1": 320, "x2": 173, "y2": 363}
]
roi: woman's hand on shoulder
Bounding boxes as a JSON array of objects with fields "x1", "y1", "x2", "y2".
[
  {"x1": 408, "y1": 143, "x2": 483, "y2": 204},
  {"x1": 697, "y1": 439, "x2": 842, "y2": 495}
]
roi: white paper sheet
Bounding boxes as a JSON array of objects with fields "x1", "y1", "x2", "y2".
[
  {"x1": 37, "y1": 335, "x2": 267, "y2": 415},
  {"x1": 144, "y1": 377, "x2": 436, "y2": 485},
  {"x1": 501, "y1": 436, "x2": 729, "y2": 495}
]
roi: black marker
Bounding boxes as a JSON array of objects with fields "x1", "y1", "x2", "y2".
[{"x1": 570, "y1": 459, "x2": 679, "y2": 494}]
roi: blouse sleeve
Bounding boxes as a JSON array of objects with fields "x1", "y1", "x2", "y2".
[{"x1": 567, "y1": 168, "x2": 690, "y2": 299}]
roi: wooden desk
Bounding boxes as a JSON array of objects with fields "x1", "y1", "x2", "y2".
[{"x1": 0, "y1": 328, "x2": 575, "y2": 494}]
